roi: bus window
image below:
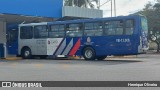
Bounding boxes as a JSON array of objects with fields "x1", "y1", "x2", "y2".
[
  {"x1": 66, "y1": 23, "x2": 83, "y2": 37},
  {"x1": 20, "y1": 26, "x2": 33, "y2": 39},
  {"x1": 104, "y1": 20, "x2": 124, "y2": 35},
  {"x1": 34, "y1": 25, "x2": 48, "y2": 38},
  {"x1": 49, "y1": 25, "x2": 65, "y2": 38},
  {"x1": 84, "y1": 22, "x2": 103, "y2": 36},
  {"x1": 141, "y1": 17, "x2": 148, "y2": 32},
  {"x1": 125, "y1": 20, "x2": 134, "y2": 35}
]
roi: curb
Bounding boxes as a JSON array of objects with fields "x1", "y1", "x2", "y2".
[
  {"x1": 108, "y1": 55, "x2": 138, "y2": 58},
  {"x1": 5, "y1": 57, "x2": 22, "y2": 60}
]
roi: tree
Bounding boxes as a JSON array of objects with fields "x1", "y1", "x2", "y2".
[
  {"x1": 64, "y1": 0, "x2": 86, "y2": 7},
  {"x1": 87, "y1": 0, "x2": 99, "y2": 9},
  {"x1": 137, "y1": 1, "x2": 160, "y2": 52},
  {"x1": 64, "y1": 0, "x2": 99, "y2": 9},
  {"x1": 153, "y1": 3, "x2": 160, "y2": 12},
  {"x1": 150, "y1": 29, "x2": 160, "y2": 52}
]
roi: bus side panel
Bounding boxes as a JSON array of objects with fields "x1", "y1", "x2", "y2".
[
  {"x1": 80, "y1": 36, "x2": 139, "y2": 56},
  {"x1": 47, "y1": 37, "x2": 82, "y2": 56},
  {"x1": 19, "y1": 39, "x2": 48, "y2": 55},
  {"x1": 19, "y1": 39, "x2": 35, "y2": 55},
  {"x1": 47, "y1": 38, "x2": 63, "y2": 55},
  {"x1": 68, "y1": 37, "x2": 81, "y2": 56},
  {"x1": 35, "y1": 39, "x2": 47, "y2": 55}
]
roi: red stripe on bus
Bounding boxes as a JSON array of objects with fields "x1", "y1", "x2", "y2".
[{"x1": 69, "y1": 39, "x2": 81, "y2": 55}]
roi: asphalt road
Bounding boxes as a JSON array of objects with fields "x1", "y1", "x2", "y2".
[{"x1": 0, "y1": 54, "x2": 160, "y2": 90}]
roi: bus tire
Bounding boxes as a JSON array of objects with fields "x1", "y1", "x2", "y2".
[
  {"x1": 83, "y1": 47, "x2": 96, "y2": 60},
  {"x1": 21, "y1": 47, "x2": 32, "y2": 59},
  {"x1": 96, "y1": 56, "x2": 107, "y2": 60}
]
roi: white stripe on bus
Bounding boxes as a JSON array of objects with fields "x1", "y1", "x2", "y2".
[
  {"x1": 62, "y1": 39, "x2": 73, "y2": 55},
  {"x1": 55, "y1": 39, "x2": 66, "y2": 55},
  {"x1": 51, "y1": 38, "x2": 63, "y2": 55}
]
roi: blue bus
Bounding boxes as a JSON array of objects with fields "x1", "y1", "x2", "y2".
[{"x1": 7, "y1": 15, "x2": 148, "y2": 60}]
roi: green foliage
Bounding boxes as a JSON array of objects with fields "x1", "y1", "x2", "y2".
[
  {"x1": 64, "y1": 0, "x2": 99, "y2": 9},
  {"x1": 138, "y1": 1, "x2": 160, "y2": 52},
  {"x1": 138, "y1": 2, "x2": 160, "y2": 30}
]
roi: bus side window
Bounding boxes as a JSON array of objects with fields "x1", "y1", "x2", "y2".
[
  {"x1": 49, "y1": 24, "x2": 65, "y2": 38},
  {"x1": 84, "y1": 22, "x2": 103, "y2": 36},
  {"x1": 104, "y1": 20, "x2": 124, "y2": 35},
  {"x1": 66, "y1": 23, "x2": 83, "y2": 37},
  {"x1": 125, "y1": 20, "x2": 134, "y2": 35},
  {"x1": 20, "y1": 26, "x2": 33, "y2": 39},
  {"x1": 116, "y1": 20, "x2": 124, "y2": 35},
  {"x1": 34, "y1": 25, "x2": 48, "y2": 38}
]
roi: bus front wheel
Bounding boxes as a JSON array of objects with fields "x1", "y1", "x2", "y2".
[
  {"x1": 83, "y1": 47, "x2": 96, "y2": 60},
  {"x1": 22, "y1": 48, "x2": 32, "y2": 59}
]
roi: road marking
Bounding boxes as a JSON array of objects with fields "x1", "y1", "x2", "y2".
[
  {"x1": 5, "y1": 57, "x2": 22, "y2": 60},
  {"x1": 61, "y1": 64, "x2": 70, "y2": 68},
  {"x1": 34, "y1": 64, "x2": 44, "y2": 68},
  {"x1": 11, "y1": 63, "x2": 17, "y2": 67}
]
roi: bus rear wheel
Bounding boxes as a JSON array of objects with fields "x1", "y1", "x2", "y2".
[
  {"x1": 22, "y1": 48, "x2": 32, "y2": 59},
  {"x1": 83, "y1": 47, "x2": 96, "y2": 60},
  {"x1": 96, "y1": 56, "x2": 107, "y2": 60}
]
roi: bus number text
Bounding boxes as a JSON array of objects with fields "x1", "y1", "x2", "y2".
[{"x1": 116, "y1": 38, "x2": 130, "y2": 43}]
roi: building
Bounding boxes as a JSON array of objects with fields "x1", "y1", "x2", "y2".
[{"x1": 0, "y1": 0, "x2": 103, "y2": 58}]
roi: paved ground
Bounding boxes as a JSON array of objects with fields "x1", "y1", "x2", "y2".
[{"x1": 0, "y1": 54, "x2": 160, "y2": 90}]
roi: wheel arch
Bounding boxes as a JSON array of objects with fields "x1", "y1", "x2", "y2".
[
  {"x1": 81, "y1": 45, "x2": 96, "y2": 55},
  {"x1": 20, "y1": 46, "x2": 31, "y2": 55}
]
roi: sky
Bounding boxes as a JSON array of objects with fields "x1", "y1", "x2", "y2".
[{"x1": 99, "y1": 0, "x2": 156, "y2": 17}]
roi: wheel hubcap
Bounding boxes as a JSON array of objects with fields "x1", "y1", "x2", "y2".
[
  {"x1": 24, "y1": 51, "x2": 30, "y2": 57},
  {"x1": 85, "y1": 49, "x2": 93, "y2": 58}
]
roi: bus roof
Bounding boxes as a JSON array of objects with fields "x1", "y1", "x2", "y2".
[
  {"x1": 19, "y1": 22, "x2": 48, "y2": 27},
  {"x1": 18, "y1": 15, "x2": 144, "y2": 26},
  {"x1": 47, "y1": 15, "x2": 142, "y2": 25}
]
